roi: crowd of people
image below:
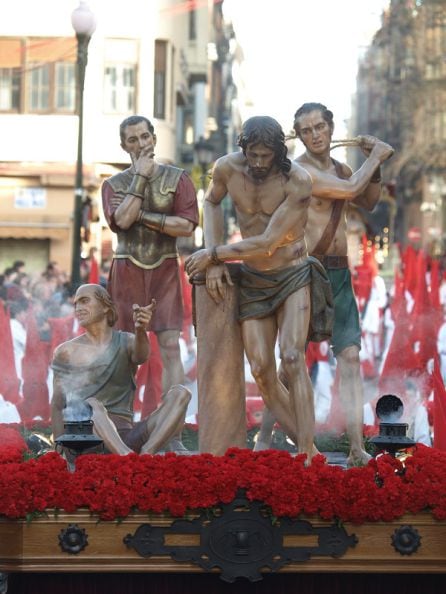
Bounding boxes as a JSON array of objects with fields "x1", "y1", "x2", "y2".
[
  {"x1": 0, "y1": 254, "x2": 197, "y2": 429},
  {"x1": 0, "y1": 258, "x2": 90, "y2": 424},
  {"x1": 1, "y1": 111, "x2": 446, "y2": 458},
  {"x1": 2, "y1": 236, "x2": 446, "y2": 453}
]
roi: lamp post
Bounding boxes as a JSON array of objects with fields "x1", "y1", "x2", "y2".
[
  {"x1": 194, "y1": 136, "x2": 214, "y2": 191},
  {"x1": 193, "y1": 136, "x2": 214, "y2": 247},
  {"x1": 70, "y1": 1, "x2": 96, "y2": 289}
]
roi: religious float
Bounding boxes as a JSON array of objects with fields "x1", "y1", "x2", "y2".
[{"x1": 1, "y1": 423, "x2": 446, "y2": 590}]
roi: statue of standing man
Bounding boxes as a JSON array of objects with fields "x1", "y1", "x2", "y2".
[
  {"x1": 185, "y1": 116, "x2": 333, "y2": 463},
  {"x1": 101, "y1": 116, "x2": 199, "y2": 451}
]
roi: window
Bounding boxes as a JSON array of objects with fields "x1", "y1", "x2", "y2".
[
  {"x1": 154, "y1": 40, "x2": 167, "y2": 119},
  {"x1": 103, "y1": 64, "x2": 136, "y2": 113},
  {"x1": 55, "y1": 62, "x2": 75, "y2": 111},
  {"x1": 0, "y1": 37, "x2": 76, "y2": 114},
  {"x1": 27, "y1": 64, "x2": 50, "y2": 111},
  {"x1": 103, "y1": 39, "x2": 138, "y2": 114},
  {"x1": 0, "y1": 68, "x2": 21, "y2": 110}
]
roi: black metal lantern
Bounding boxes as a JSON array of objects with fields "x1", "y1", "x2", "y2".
[
  {"x1": 55, "y1": 400, "x2": 103, "y2": 467},
  {"x1": 55, "y1": 419, "x2": 103, "y2": 454},
  {"x1": 370, "y1": 394, "x2": 416, "y2": 456}
]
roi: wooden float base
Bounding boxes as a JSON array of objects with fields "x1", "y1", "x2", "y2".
[{"x1": 1, "y1": 510, "x2": 446, "y2": 575}]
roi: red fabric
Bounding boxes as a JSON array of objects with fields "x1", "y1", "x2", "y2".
[
  {"x1": 305, "y1": 341, "x2": 319, "y2": 371},
  {"x1": 430, "y1": 259, "x2": 441, "y2": 310},
  {"x1": 411, "y1": 251, "x2": 430, "y2": 319},
  {"x1": 379, "y1": 296, "x2": 418, "y2": 395},
  {"x1": 432, "y1": 358, "x2": 446, "y2": 451},
  {"x1": 306, "y1": 341, "x2": 329, "y2": 369},
  {"x1": 361, "y1": 355, "x2": 377, "y2": 380},
  {"x1": 362, "y1": 238, "x2": 378, "y2": 279},
  {"x1": 88, "y1": 255, "x2": 100, "y2": 284},
  {"x1": 136, "y1": 332, "x2": 163, "y2": 418},
  {"x1": 353, "y1": 266, "x2": 373, "y2": 313},
  {"x1": 180, "y1": 264, "x2": 193, "y2": 346},
  {"x1": 0, "y1": 301, "x2": 21, "y2": 405},
  {"x1": 402, "y1": 244, "x2": 418, "y2": 297},
  {"x1": 353, "y1": 236, "x2": 376, "y2": 312},
  {"x1": 391, "y1": 265, "x2": 404, "y2": 319},
  {"x1": 20, "y1": 308, "x2": 51, "y2": 422},
  {"x1": 102, "y1": 170, "x2": 198, "y2": 334},
  {"x1": 108, "y1": 258, "x2": 183, "y2": 333},
  {"x1": 409, "y1": 251, "x2": 440, "y2": 373},
  {"x1": 246, "y1": 396, "x2": 265, "y2": 428},
  {"x1": 429, "y1": 259, "x2": 443, "y2": 336},
  {"x1": 48, "y1": 315, "x2": 76, "y2": 358}
]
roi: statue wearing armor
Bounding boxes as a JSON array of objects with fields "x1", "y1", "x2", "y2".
[
  {"x1": 102, "y1": 155, "x2": 198, "y2": 334},
  {"x1": 101, "y1": 116, "x2": 198, "y2": 452},
  {"x1": 106, "y1": 164, "x2": 183, "y2": 269}
]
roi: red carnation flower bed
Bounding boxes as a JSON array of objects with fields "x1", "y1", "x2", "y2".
[{"x1": 1, "y1": 432, "x2": 446, "y2": 523}]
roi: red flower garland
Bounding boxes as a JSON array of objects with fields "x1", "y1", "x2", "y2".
[{"x1": 1, "y1": 443, "x2": 446, "y2": 523}]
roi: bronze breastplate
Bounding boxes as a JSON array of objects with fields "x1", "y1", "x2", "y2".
[{"x1": 108, "y1": 164, "x2": 183, "y2": 269}]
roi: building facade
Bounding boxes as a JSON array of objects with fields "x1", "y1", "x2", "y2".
[
  {"x1": 351, "y1": 0, "x2": 446, "y2": 254},
  {"x1": 0, "y1": 0, "x2": 238, "y2": 277}
]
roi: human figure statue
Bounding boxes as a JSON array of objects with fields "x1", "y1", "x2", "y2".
[
  {"x1": 255, "y1": 105, "x2": 394, "y2": 463},
  {"x1": 292, "y1": 103, "x2": 394, "y2": 464},
  {"x1": 51, "y1": 284, "x2": 191, "y2": 455},
  {"x1": 185, "y1": 115, "x2": 333, "y2": 463},
  {"x1": 101, "y1": 115, "x2": 199, "y2": 451}
]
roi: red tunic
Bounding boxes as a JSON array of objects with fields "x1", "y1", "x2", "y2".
[{"x1": 102, "y1": 172, "x2": 198, "y2": 332}]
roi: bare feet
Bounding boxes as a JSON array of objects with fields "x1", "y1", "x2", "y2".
[
  {"x1": 347, "y1": 448, "x2": 372, "y2": 467},
  {"x1": 300, "y1": 444, "x2": 325, "y2": 466}
]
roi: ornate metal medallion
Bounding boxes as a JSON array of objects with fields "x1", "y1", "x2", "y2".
[
  {"x1": 391, "y1": 525, "x2": 421, "y2": 555},
  {"x1": 124, "y1": 491, "x2": 357, "y2": 581},
  {"x1": 58, "y1": 523, "x2": 89, "y2": 555}
]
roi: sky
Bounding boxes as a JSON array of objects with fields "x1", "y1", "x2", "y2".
[{"x1": 223, "y1": 0, "x2": 391, "y2": 141}]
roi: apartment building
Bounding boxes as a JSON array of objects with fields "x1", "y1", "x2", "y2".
[
  {"x1": 0, "y1": 0, "x2": 236, "y2": 276},
  {"x1": 351, "y1": 0, "x2": 446, "y2": 252}
]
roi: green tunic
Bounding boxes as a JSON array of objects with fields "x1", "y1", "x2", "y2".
[{"x1": 51, "y1": 331, "x2": 136, "y2": 422}]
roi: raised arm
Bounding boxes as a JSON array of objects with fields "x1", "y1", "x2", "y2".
[
  {"x1": 309, "y1": 137, "x2": 394, "y2": 201},
  {"x1": 127, "y1": 300, "x2": 156, "y2": 365},
  {"x1": 102, "y1": 150, "x2": 197, "y2": 237},
  {"x1": 102, "y1": 142, "x2": 157, "y2": 231},
  {"x1": 351, "y1": 137, "x2": 390, "y2": 211}
]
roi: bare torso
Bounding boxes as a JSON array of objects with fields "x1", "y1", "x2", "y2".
[
  {"x1": 296, "y1": 154, "x2": 351, "y2": 256},
  {"x1": 223, "y1": 153, "x2": 309, "y2": 271}
]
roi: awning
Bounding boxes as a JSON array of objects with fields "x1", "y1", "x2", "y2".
[{"x1": 0, "y1": 224, "x2": 70, "y2": 240}]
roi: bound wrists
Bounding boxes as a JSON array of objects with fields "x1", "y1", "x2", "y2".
[{"x1": 210, "y1": 246, "x2": 224, "y2": 265}]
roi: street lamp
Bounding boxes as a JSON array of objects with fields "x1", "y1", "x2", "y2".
[
  {"x1": 194, "y1": 136, "x2": 214, "y2": 189},
  {"x1": 193, "y1": 136, "x2": 214, "y2": 247},
  {"x1": 70, "y1": 1, "x2": 97, "y2": 289}
]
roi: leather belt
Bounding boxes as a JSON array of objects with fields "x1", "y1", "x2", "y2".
[{"x1": 312, "y1": 254, "x2": 349, "y2": 269}]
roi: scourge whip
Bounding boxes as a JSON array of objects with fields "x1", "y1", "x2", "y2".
[
  {"x1": 330, "y1": 137, "x2": 361, "y2": 150},
  {"x1": 285, "y1": 131, "x2": 362, "y2": 151}
]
